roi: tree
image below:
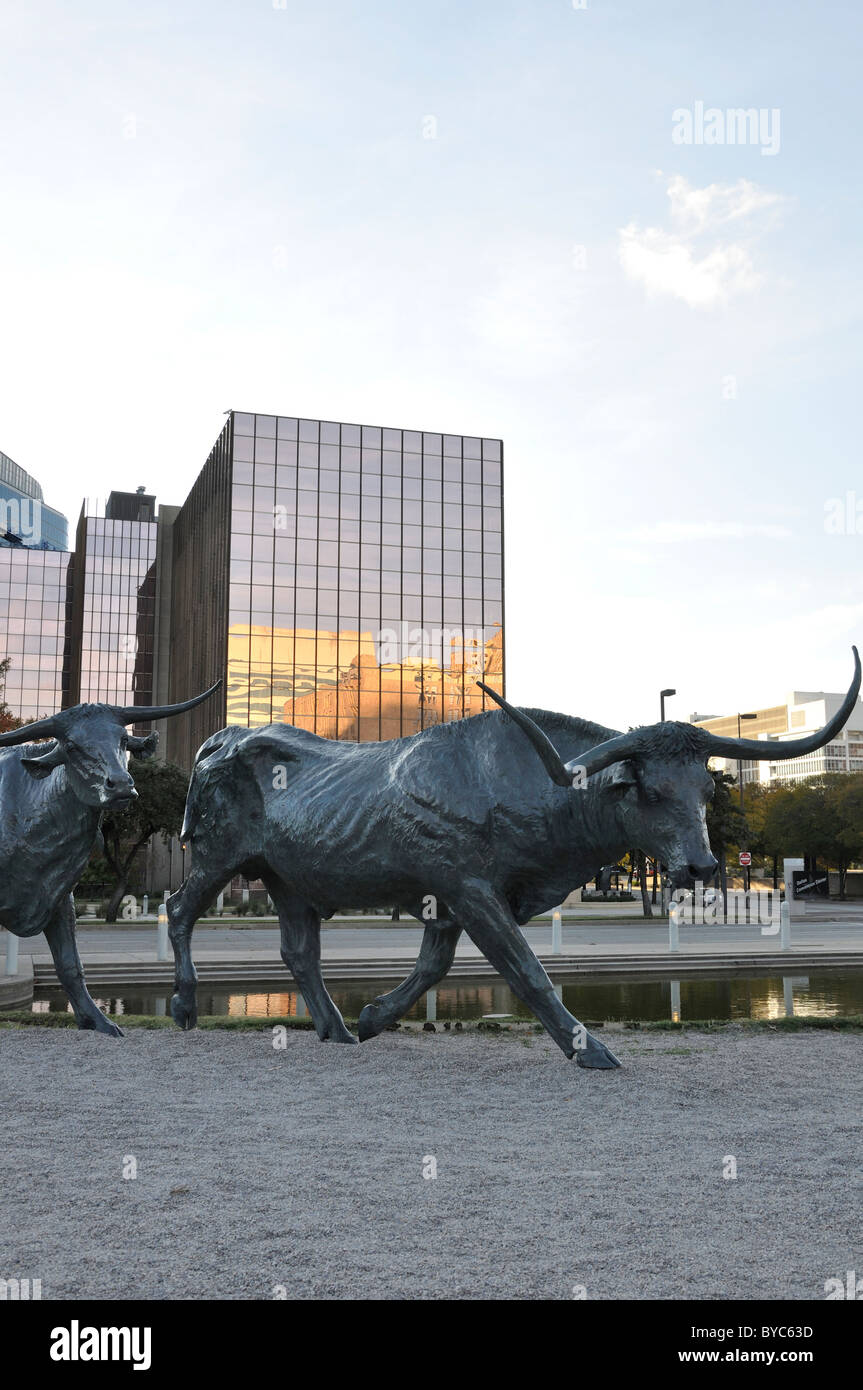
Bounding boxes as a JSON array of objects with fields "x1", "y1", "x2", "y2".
[
  {"x1": 633, "y1": 848, "x2": 653, "y2": 918},
  {"x1": 834, "y1": 777, "x2": 863, "y2": 896},
  {"x1": 100, "y1": 759, "x2": 190, "y2": 922},
  {"x1": 706, "y1": 770, "x2": 749, "y2": 902},
  {"x1": 743, "y1": 783, "x2": 781, "y2": 887},
  {"x1": 760, "y1": 774, "x2": 863, "y2": 898},
  {"x1": 0, "y1": 656, "x2": 23, "y2": 734}
]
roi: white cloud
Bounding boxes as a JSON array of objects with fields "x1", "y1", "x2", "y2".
[
  {"x1": 618, "y1": 175, "x2": 786, "y2": 309},
  {"x1": 666, "y1": 174, "x2": 784, "y2": 231}
]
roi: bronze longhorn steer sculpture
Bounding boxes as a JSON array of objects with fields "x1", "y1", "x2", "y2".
[
  {"x1": 167, "y1": 647, "x2": 860, "y2": 1068},
  {"x1": 0, "y1": 683, "x2": 219, "y2": 1035}
]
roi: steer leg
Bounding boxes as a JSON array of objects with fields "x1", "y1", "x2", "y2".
[
  {"x1": 167, "y1": 866, "x2": 230, "y2": 1030},
  {"x1": 44, "y1": 895, "x2": 123, "y2": 1038},
  {"x1": 449, "y1": 879, "x2": 621, "y2": 1068},
  {"x1": 264, "y1": 876, "x2": 356, "y2": 1044},
  {"x1": 358, "y1": 920, "x2": 462, "y2": 1040}
]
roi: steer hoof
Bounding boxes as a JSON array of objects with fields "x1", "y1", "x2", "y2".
[
  {"x1": 573, "y1": 1032, "x2": 621, "y2": 1069},
  {"x1": 319, "y1": 1019, "x2": 358, "y2": 1045},
  {"x1": 170, "y1": 993, "x2": 198, "y2": 1031},
  {"x1": 357, "y1": 1001, "x2": 384, "y2": 1041},
  {"x1": 79, "y1": 1013, "x2": 124, "y2": 1038}
]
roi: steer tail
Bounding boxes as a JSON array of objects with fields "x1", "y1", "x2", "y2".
[{"x1": 180, "y1": 733, "x2": 230, "y2": 844}]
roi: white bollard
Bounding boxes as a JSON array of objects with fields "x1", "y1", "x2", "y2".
[
  {"x1": 426, "y1": 988, "x2": 437, "y2": 1022},
  {"x1": 142, "y1": 894, "x2": 149, "y2": 918},
  {"x1": 668, "y1": 900, "x2": 680, "y2": 954},
  {"x1": 4, "y1": 929, "x2": 19, "y2": 977},
  {"x1": 156, "y1": 904, "x2": 170, "y2": 961},
  {"x1": 551, "y1": 909, "x2": 562, "y2": 955},
  {"x1": 216, "y1": 891, "x2": 224, "y2": 917},
  {"x1": 780, "y1": 901, "x2": 791, "y2": 952}
]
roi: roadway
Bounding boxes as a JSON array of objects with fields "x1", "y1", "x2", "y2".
[{"x1": 9, "y1": 903, "x2": 863, "y2": 963}]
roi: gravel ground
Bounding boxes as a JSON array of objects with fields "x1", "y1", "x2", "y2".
[{"x1": 1, "y1": 1025, "x2": 862, "y2": 1300}]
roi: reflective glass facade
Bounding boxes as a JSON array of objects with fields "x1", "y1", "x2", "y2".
[
  {"x1": 226, "y1": 412, "x2": 504, "y2": 738},
  {"x1": 68, "y1": 508, "x2": 157, "y2": 725},
  {"x1": 0, "y1": 547, "x2": 72, "y2": 721},
  {"x1": 1, "y1": 413, "x2": 503, "y2": 753},
  {"x1": 0, "y1": 449, "x2": 69, "y2": 550}
]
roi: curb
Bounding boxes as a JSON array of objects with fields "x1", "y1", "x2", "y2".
[{"x1": 30, "y1": 948, "x2": 863, "y2": 991}]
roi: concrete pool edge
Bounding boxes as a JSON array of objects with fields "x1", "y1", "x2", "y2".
[{"x1": 24, "y1": 945, "x2": 863, "y2": 995}]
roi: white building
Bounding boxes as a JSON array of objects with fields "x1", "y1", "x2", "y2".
[{"x1": 691, "y1": 691, "x2": 863, "y2": 787}]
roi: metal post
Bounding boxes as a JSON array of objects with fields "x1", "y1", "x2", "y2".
[
  {"x1": 425, "y1": 988, "x2": 437, "y2": 1022},
  {"x1": 4, "y1": 929, "x2": 19, "y2": 977},
  {"x1": 156, "y1": 904, "x2": 170, "y2": 962},
  {"x1": 294, "y1": 992, "x2": 307, "y2": 1018},
  {"x1": 142, "y1": 894, "x2": 149, "y2": 918},
  {"x1": 668, "y1": 899, "x2": 680, "y2": 953},
  {"x1": 780, "y1": 900, "x2": 791, "y2": 952},
  {"x1": 216, "y1": 891, "x2": 224, "y2": 917},
  {"x1": 551, "y1": 908, "x2": 562, "y2": 955}
]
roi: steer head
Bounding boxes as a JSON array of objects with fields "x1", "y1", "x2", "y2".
[
  {"x1": 479, "y1": 645, "x2": 861, "y2": 890},
  {"x1": 0, "y1": 682, "x2": 221, "y2": 809}
]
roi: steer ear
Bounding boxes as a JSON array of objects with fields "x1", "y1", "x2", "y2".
[
  {"x1": 128, "y1": 731, "x2": 158, "y2": 759},
  {"x1": 604, "y1": 761, "x2": 637, "y2": 792},
  {"x1": 21, "y1": 741, "x2": 66, "y2": 775}
]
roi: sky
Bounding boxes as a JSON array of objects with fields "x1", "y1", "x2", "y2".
[{"x1": 1, "y1": 0, "x2": 861, "y2": 732}]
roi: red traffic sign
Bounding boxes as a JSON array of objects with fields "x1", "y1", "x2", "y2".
[{"x1": 739, "y1": 851, "x2": 752, "y2": 867}]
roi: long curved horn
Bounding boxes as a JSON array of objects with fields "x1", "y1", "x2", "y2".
[
  {"x1": 108, "y1": 679, "x2": 222, "y2": 726},
  {"x1": 701, "y1": 646, "x2": 861, "y2": 760},
  {"x1": 477, "y1": 681, "x2": 643, "y2": 785},
  {"x1": 0, "y1": 715, "x2": 63, "y2": 748}
]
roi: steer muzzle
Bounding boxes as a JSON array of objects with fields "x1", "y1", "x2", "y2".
[
  {"x1": 100, "y1": 775, "x2": 138, "y2": 808},
  {"x1": 669, "y1": 855, "x2": 719, "y2": 890}
]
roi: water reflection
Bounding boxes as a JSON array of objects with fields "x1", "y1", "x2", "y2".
[
  {"x1": 31, "y1": 969, "x2": 863, "y2": 1023},
  {"x1": 226, "y1": 623, "x2": 504, "y2": 737}
]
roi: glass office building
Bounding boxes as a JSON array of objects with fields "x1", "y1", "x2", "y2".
[
  {"x1": 0, "y1": 547, "x2": 73, "y2": 722},
  {"x1": 0, "y1": 449, "x2": 68, "y2": 551},
  {"x1": 166, "y1": 410, "x2": 504, "y2": 767},
  {"x1": 0, "y1": 450, "x2": 72, "y2": 723},
  {"x1": 67, "y1": 493, "x2": 158, "y2": 730},
  {"x1": 1, "y1": 418, "x2": 504, "y2": 766}
]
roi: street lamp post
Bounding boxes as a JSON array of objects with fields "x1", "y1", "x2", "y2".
[
  {"x1": 737, "y1": 711, "x2": 757, "y2": 892},
  {"x1": 655, "y1": 690, "x2": 677, "y2": 908}
]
